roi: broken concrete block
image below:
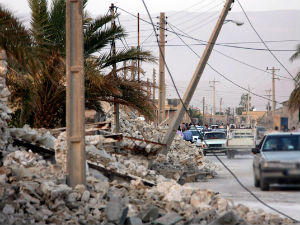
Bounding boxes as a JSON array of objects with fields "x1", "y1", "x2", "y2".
[
  {"x1": 125, "y1": 216, "x2": 143, "y2": 225},
  {"x1": 208, "y1": 210, "x2": 249, "y2": 225},
  {"x1": 105, "y1": 196, "x2": 128, "y2": 225},
  {"x1": 154, "y1": 213, "x2": 183, "y2": 225},
  {"x1": 140, "y1": 206, "x2": 159, "y2": 222}
]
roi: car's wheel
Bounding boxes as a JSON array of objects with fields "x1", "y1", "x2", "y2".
[
  {"x1": 260, "y1": 170, "x2": 269, "y2": 191},
  {"x1": 227, "y1": 150, "x2": 232, "y2": 159},
  {"x1": 254, "y1": 172, "x2": 260, "y2": 187},
  {"x1": 203, "y1": 150, "x2": 206, "y2": 156}
]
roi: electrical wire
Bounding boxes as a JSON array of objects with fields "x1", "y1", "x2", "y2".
[
  {"x1": 167, "y1": 21, "x2": 293, "y2": 80},
  {"x1": 168, "y1": 22, "x2": 283, "y2": 105},
  {"x1": 236, "y1": 0, "x2": 296, "y2": 82},
  {"x1": 136, "y1": 1, "x2": 300, "y2": 220},
  {"x1": 117, "y1": 7, "x2": 298, "y2": 53},
  {"x1": 213, "y1": 153, "x2": 300, "y2": 223}
]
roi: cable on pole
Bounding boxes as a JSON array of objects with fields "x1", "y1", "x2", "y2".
[{"x1": 137, "y1": 5, "x2": 300, "y2": 221}]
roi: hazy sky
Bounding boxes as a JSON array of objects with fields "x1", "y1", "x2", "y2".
[{"x1": 1, "y1": 0, "x2": 300, "y2": 111}]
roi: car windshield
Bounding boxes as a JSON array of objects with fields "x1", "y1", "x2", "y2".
[
  {"x1": 191, "y1": 130, "x2": 203, "y2": 137},
  {"x1": 204, "y1": 132, "x2": 226, "y2": 140},
  {"x1": 262, "y1": 135, "x2": 300, "y2": 151}
]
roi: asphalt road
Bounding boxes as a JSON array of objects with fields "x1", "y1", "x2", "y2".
[{"x1": 188, "y1": 154, "x2": 300, "y2": 221}]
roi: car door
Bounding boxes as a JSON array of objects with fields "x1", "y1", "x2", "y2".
[{"x1": 253, "y1": 136, "x2": 266, "y2": 177}]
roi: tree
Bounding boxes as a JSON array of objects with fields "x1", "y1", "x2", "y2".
[
  {"x1": 225, "y1": 107, "x2": 232, "y2": 116},
  {"x1": 288, "y1": 43, "x2": 300, "y2": 113},
  {"x1": 235, "y1": 93, "x2": 254, "y2": 115},
  {"x1": 1, "y1": 0, "x2": 156, "y2": 128}
]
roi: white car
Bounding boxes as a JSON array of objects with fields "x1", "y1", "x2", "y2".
[{"x1": 199, "y1": 131, "x2": 227, "y2": 156}]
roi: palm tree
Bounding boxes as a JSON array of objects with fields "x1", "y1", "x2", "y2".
[
  {"x1": 1, "y1": 0, "x2": 156, "y2": 128},
  {"x1": 288, "y1": 44, "x2": 300, "y2": 112}
]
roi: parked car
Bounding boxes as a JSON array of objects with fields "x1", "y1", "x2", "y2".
[
  {"x1": 252, "y1": 132, "x2": 300, "y2": 191},
  {"x1": 190, "y1": 129, "x2": 204, "y2": 143},
  {"x1": 255, "y1": 126, "x2": 266, "y2": 145},
  {"x1": 226, "y1": 128, "x2": 255, "y2": 159},
  {"x1": 198, "y1": 131, "x2": 227, "y2": 156}
]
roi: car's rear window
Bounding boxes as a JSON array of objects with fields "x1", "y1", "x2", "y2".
[
  {"x1": 205, "y1": 132, "x2": 226, "y2": 140},
  {"x1": 263, "y1": 135, "x2": 300, "y2": 151}
]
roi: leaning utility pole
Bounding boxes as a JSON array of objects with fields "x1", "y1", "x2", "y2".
[
  {"x1": 209, "y1": 78, "x2": 219, "y2": 115},
  {"x1": 158, "y1": 12, "x2": 166, "y2": 124},
  {"x1": 202, "y1": 97, "x2": 205, "y2": 125},
  {"x1": 111, "y1": 3, "x2": 120, "y2": 133},
  {"x1": 66, "y1": 0, "x2": 86, "y2": 187},
  {"x1": 267, "y1": 67, "x2": 280, "y2": 116},
  {"x1": 161, "y1": 0, "x2": 234, "y2": 154}
]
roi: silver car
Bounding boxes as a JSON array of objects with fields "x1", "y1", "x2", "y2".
[{"x1": 252, "y1": 132, "x2": 300, "y2": 191}]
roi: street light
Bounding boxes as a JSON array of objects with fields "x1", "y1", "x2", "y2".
[{"x1": 224, "y1": 19, "x2": 244, "y2": 26}]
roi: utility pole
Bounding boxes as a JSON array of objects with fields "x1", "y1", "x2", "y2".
[
  {"x1": 111, "y1": 3, "x2": 120, "y2": 133},
  {"x1": 267, "y1": 67, "x2": 280, "y2": 117},
  {"x1": 220, "y1": 97, "x2": 223, "y2": 115},
  {"x1": 137, "y1": 13, "x2": 140, "y2": 82},
  {"x1": 247, "y1": 85, "x2": 250, "y2": 125},
  {"x1": 158, "y1": 12, "x2": 166, "y2": 124},
  {"x1": 152, "y1": 68, "x2": 156, "y2": 104},
  {"x1": 161, "y1": 0, "x2": 234, "y2": 154},
  {"x1": 66, "y1": 0, "x2": 86, "y2": 187},
  {"x1": 265, "y1": 89, "x2": 272, "y2": 112},
  {"x1": 202, "y1": 97, "x2": 205, "y2": 125},
  {"x1": 123, "y1": 61, "x2": 127, "y2": 79},
  {"x1": 130, "y1": 60, "x2": 135, "y2": 80},
  {"x1": 209, "y1": 78, "x2": 219, "y2": 115}
]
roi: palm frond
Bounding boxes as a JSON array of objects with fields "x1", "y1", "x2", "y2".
[
  {"x1": 97, "y1": 48, "x2": 156, "y2": 69},
  {"x1": 289, "y1": 44, "x2": 300, "y2": 62}
]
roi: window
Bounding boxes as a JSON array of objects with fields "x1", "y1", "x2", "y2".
[
  {"x1": 205, "y1": 132, "x2": 226, "y2": 140},
  {"x1": 263, "y1": 135, "x2": 300, "y2": 151}
]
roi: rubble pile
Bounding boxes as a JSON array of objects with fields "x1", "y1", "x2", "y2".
[
  {"x1": 0, "y1": 150, "x2": 293, "y2": 225},
  {"x1": 9, "y1": 125, "x2": 55, "y2": 150},
  {"x1": 0, "y1": 50, "x2": 12, "y2": 152},
  {"x1": 107, "y1": 110, "x2": 217, "y2": 182}
]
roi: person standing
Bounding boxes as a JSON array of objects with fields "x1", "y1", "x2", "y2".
[{"x1": 183, "y1": 126, "x2": 193, "y2": 143}]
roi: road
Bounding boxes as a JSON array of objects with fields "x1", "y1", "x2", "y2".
[{"x1": 188, "y1": 154, "x2": 300, "y2": 221}]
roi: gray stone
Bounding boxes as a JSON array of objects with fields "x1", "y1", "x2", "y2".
[
  {"x1": 19, "y1": 191, "x2": 40, "y2": 204},
  {"x1": 154, "y1": 213, "x2": 183, "y2": 225},
  {"x1": 140, "y1": 206, "x2": 159, "y2": 222},
  {"x1": 81, "y1": 190, "x2": 91, "y2": 202},
  {"x1": 2, "y1": 204, "x2": 14, "y2": 214},
  {"x1": 0, "y1": 174, "x2": 7, "y2": 185},
  {"x1": 208, "y1": 210, "x2": 249, "y2": 225},
  {"x1": 125, "y1": 216, "x2": 143, "y2": 225},
  {"x1": 105, "y1": 196, "x2": 128, "y2": 225}
]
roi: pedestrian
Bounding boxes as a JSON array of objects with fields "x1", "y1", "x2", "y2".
[
  {"x1": 176, "y1": 126, "x2": 184, "y2": 138},
  {"x1": 183, "y1": 126, "x2": 193, "y2": 143}
]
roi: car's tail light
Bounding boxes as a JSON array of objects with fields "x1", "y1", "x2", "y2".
[{"x1": 202, "y1": 144, "x2": 206, "y2": 148}]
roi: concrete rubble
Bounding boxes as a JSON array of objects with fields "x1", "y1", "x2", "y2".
[
  {"x1": 0, "y1": 50, "x2": 12, "y2": 152},
  {"x1": 0, "y1": 149, "x2": 294, "y2": 225}
]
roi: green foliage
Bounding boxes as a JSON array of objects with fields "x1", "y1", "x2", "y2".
[
  {"x1": 288, "y1": 43, "x2": 300, "y2": 112},
  {"x1": 1, "y1": 0, "x2": 156, "y2": 128},
  {"x1": 235, "y1": 93, "x2": 254, "y2": 115}
]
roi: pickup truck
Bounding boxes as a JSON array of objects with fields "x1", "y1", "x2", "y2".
[{"x1": 226, "y1": 128, "x2": 255, "y2": 158}]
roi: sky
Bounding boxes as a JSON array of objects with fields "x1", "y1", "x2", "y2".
[{"x1": 1, "y1": 0, "x2": 300, "y2": 111}]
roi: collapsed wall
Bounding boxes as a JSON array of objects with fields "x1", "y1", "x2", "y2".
[
  {"x1": 0, "y1": 149, "x2": 292, "y2": 225},
  {"x1": 0, "y1": 50, "x2": 11, "y2": 152}
]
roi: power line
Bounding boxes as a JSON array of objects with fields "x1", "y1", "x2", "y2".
[
  {"x1": 117, "y1": 7, "x2": 298, "y2": 53},
  {"x1": 166, "y1": 16, "x2": 298, "y2": 222},
  {"x1": 236, "y1": 0, "x2": 296, "y2": 81},
  {"x1": 169, "y1": 22, "x2": 284, "y2": 105}
]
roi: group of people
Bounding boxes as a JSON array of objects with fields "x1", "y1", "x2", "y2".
[{"x1": 176, "y1": 123, "x2": 194, "y2": 143}]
